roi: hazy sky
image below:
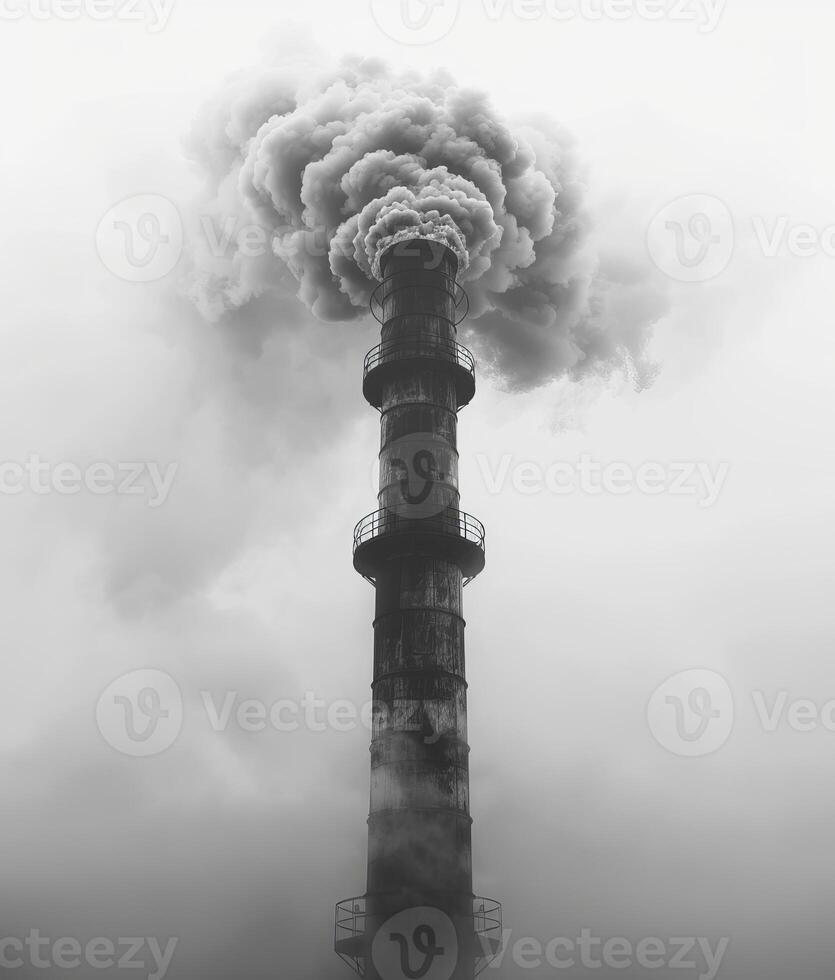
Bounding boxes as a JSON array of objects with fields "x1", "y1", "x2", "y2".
[{"x1": 2, "y1": 1, "x2": 835, "y2": 978}]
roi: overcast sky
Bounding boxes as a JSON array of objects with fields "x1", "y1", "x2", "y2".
[{"x1": 2, "y1": 1, "x2": 834, "y2": 978}]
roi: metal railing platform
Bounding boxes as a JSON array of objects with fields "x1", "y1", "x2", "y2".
[
  {"x1": 334, "y1": 895, "x2": 503, "y2": 977},
  {"x1": 362, "y1": 337, "x2": 476, "y2": 410},
  {"x1": 353, "y1": 508, "x2": 486, "y2": 584}
]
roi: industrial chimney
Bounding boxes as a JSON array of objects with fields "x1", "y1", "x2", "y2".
[{"x1": 335, "y1": 240, "x2": 502, "y2": 980}]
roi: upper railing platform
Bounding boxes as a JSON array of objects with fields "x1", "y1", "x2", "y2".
[{"x1": 370, "y1": 271, "x2": 470, "y2": 327}]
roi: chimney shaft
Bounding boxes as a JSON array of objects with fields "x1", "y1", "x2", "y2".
[
  {"x1": 368, "y1": 242, "x2": 474, "y2": 920},
  {"x1": 337, "y1": 239, "x2": 498, "y2": 980}
]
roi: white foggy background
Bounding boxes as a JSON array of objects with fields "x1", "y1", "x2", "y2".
[{"x1": 2, "y1": 0, "x2": 835, "y2": 978}]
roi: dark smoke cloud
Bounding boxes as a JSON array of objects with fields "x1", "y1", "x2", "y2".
[{"x1": 187, "y1": 56, "x2": 665, "y2": 390}]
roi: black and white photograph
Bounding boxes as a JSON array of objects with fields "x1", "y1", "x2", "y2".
[{"x1": 2, "y1": 1, "x2": 833, "y2": 977}]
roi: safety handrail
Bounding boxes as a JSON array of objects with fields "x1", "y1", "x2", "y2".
[
  {"x1": 354, "y1": 508, "x2": 485, "y2": 553},
  {"x1": 473, "y1": 897, "x2": 504, "y2": 976},
  {"x1": 334, "y1": 897, "x2": 366, "y2": 976},
  {"x1": 334, "y1": 894, "x2": 502, "y2": 975},
  {"x1": 363, "y1": 337, "x2": 475, "y2": 379}
]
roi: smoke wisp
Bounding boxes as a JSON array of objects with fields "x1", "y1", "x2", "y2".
[{"x1": 188, "y1": 56, "x2": 664, "y2": 389}]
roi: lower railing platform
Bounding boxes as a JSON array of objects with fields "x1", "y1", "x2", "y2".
[
  {"x1": 334, "y1": 898, "x2": 367, "y2": 977},
  {"x1": 353, "y1": 508, "x2": 486, "y2": 585},
  {"x1": 334, "y1": 895, "x2": 503, "y2": 977}
]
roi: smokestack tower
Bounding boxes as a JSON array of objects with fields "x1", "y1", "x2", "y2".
[{"x1": 336, "y1": 240, "x2": 501, "y2": 980}]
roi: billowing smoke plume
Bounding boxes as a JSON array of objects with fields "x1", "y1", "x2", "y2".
[{"x1": 187, "y1": 56, "x2": 664, "y2": 389}]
